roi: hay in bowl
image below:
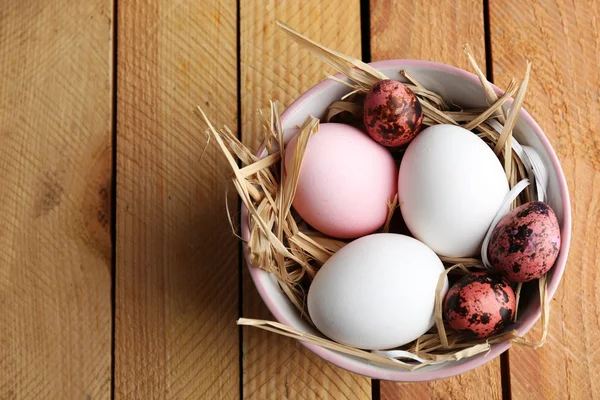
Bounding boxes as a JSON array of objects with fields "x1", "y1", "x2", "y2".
[{"x1": 198, "y1": 22, "x2": 571, "y2": 381}]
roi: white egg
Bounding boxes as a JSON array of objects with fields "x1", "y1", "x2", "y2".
[
  {"x1": 398, "y1": 124, "x2": 509, "y2": 257},
  {"x1": 307, "y1": 233, "x2": 447, "y2": 350}
]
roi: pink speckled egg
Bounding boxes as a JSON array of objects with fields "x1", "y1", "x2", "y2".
[
  {"x1": 284, "y1": 123, "x2": 397, "y2": 239},
  {"x1": 443, "y1": 272, "x2": 516, "y2": 339},
  {"x1": 488, "y1": 201, "x2": 561, "y2": 282},
  {"x1": 363, "y1": 79, "x2": 423, "y2": 147}
]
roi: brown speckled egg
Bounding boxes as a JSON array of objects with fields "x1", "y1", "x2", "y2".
[
  {"x1": 443, "y1": 272, "x2": 516, "y2": 339},
  {"x1": 488, "y1": 201, "x2": 561, "y2": 282},
  {"x1": 363, "y1": 79, "x2": 423, "y2": 147}
]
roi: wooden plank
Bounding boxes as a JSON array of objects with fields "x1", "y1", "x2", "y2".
[
  {"x1": 371, "y1": 0, "x2": 486, "y2": 67},
  {"x1": 0, "y1": 2, "x2": 113, "y2": 399},
  {"x1": 370, "y1": 1, "x2": 504, "y2": 398},
  {"x1": 489, "y1": 2, "x2": 600, "y2": 399},
  {"x1": 115, "y1": 1, "x2": 239, "y2": 398},
  {"x1": 239, "y1": 2, "x2": 372, "y2": 398}
]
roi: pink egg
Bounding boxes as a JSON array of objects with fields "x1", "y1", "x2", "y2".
[{"x1": 284, "y1": 123, "x2": 397, "y2": 239}]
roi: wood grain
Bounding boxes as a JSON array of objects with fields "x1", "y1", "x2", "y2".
[
  {"x1": 115, "y1": 1, "x2": 239, "y2": 398},
  {"x1": 239, "y1": 1, "x2": 371, "y2": 398},
  {"x1": 370, "y1": 0, "x2": 486, "y2": 68},
  {"x1": 370, "y1": 1, "x2": 503, "y2": 399},
  {"x1": 490, "y1": 2, "x2": 600, "y2": 399},
  {"x1": 0, "y1": 1, "x2": 113, "y2": 398}
]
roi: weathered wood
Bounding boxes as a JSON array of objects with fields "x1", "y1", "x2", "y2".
[
  {"x1": 371, "y1": 0, "x2": 486, "y2": 69},
  {"x1": 240, "y1": 1, "x2": 371, "y2": 398},
  {"x1": 370, "y1": 1, "x2": 503, "y2": 398},
  {"x1": 490, "y1": 1, "x2": 600, "y2": 398},
  {"x1": 0, "y1": 1, "x2": 113, "y2": 398},
  {"x1": 115, "y1": 1, "x2": 239, "y2": 398}
]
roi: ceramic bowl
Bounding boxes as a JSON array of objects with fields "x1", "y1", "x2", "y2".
[{"x1": 241, "y1": 60, "x2": 571, "y2": 381}]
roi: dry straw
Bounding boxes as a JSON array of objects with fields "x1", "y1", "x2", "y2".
[{"x1": 198, "y1": 22, "x2": 551, "y2": 370}]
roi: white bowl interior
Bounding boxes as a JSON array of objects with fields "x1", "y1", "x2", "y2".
[{"x1": 246, "y1": 61, "x2": 568, "y2": 380}]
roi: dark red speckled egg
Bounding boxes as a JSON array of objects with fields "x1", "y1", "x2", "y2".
[
  {"x1": 363, "y1": 79, "x2": 423, "y2": 147},
  {"x1": 488, "y1": 201, "x2": 561, "y2": 282},
  {"x1": 443, "y1": 272, "x2": 516, "y2": 339}
]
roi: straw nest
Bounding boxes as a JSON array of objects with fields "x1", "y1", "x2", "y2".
[{"x1": 198, "y1": 22, "x2": 551, "y2": 370}]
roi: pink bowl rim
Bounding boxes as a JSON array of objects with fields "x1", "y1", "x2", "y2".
[{"x1": 240, "y1": 59, "x2": 572, "y2": 381}]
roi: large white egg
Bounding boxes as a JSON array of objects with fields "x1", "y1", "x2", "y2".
[
  {"x1": 398, "y1": 124, "x2": 509, "y2": 257},
  {"x1": 307, "y1": 233, "x2": 446, "y2": 350}
]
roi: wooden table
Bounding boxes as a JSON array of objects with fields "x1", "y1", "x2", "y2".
[{"x1": 1, "y1": 1, "x2": 598, "y2": 398}]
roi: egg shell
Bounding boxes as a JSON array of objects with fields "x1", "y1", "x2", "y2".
[
  {"x1": 398, "y1": 124, "x2": 509, "y2": 257},
  {"x1": 488, "y1": 201, "x2": 561, "y2": 282},
  {"x1": 443, "y1": 272, "x2": 516, "y2": 339},
  {"x1": 285, "y1": 123, "x2": 397, "y2": 239},
  {"x1": 307, "y1": 233, "x2": 447, "y2": 350},
  {"x1": 363, "y1": 80, "x2": 423, "y2": 147}
]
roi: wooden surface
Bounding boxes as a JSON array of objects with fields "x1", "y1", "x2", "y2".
[
  {"x1": 115, "y1": 1, "x2": 239, "y2": 398},
  {"x1": 0, "y1": 1, "x2": 113, "y2": 399},
  {"x1": 371, "y1": 0, "x2": 502, "y2": 399},
  {"x1": 1, "y1": 0, "x2": 599, "y2": 398},
  {"x1": 371, "y1": 2, "x2": 503, "y2": 398},
  {"x1": 370, "y1": 0, "x2": 486, "y2": 67},
  {"x1": 240, "y1": 2, "x2": 371, "y2": 399},
  {"x1": 490, "y1": 1, "x2": 600, "y2": 399}
]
